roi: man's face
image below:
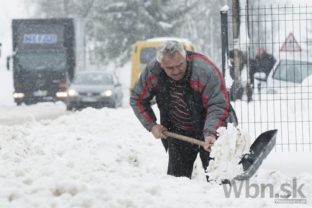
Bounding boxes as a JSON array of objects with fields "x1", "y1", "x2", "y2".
[
  {"x1": 160, "y1": 52, "x2": 187, "y2": 81},
  {"x1": 256, "y1": 48, "x2": 264, "y2": 58}
]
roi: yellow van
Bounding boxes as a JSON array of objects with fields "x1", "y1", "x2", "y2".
[{"x1": 130, "y1": 37, "x2": 196, "y2": 89}]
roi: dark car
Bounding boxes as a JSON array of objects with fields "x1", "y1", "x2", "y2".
[{"x1": 66, "y1": 71, "x2": 123, "y2": 110}]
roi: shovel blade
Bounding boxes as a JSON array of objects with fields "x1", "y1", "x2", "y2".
[{"x1": 234, "y1": 129, "x2": 278, "y2": 180}]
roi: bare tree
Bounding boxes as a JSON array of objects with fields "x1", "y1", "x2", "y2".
[{"x1": 31, "y1": 0, "x2": 230, "y2": 65}]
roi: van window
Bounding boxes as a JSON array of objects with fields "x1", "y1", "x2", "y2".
[{"x1": 140, "y1": 47, "x2": 157, "y2": 64}]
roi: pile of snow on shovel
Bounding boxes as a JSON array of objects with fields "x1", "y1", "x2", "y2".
[{"x1": 207, "y1": 123, "x2": 252, "y2": 182}]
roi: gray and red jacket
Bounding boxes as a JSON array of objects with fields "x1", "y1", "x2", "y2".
[{"x1": 130, "y1": 51, "x2": 232, "y2": 139}]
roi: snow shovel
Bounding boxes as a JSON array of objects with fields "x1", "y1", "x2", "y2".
[
  {"x1": 163, "y1": 129, "x2": 278, "y2": 180},
  {"x1": 162, "y1": 131, "x2": 205, "y2": 147},
  {"x1": 234, "y1": 129, "x2": 277, "y2": 180}
]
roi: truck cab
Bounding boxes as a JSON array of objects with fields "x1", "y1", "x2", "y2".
[{"x1": 8, "y1": 18, "x2": 84, "y2": 105}]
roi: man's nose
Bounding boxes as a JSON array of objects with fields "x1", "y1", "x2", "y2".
[{"x1": 172, "y1": 66, "x2": 180, "y2": 73}]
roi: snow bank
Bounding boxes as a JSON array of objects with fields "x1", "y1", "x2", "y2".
[{"x1": 0, "y1": 107, "x2": 311, "y2": 208}]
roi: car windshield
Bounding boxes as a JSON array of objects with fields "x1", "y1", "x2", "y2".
[
  {"x1": 74, "y1": 73, "x2": 113, "y2": 85},
  {"x1": 17, "y1": 51, "x2": 66, "y2": 71},
  {"x1": 273, "y1": 60, "x2": 312, "y2": 83}
]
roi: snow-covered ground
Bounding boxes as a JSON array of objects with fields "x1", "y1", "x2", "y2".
[
  {"x1": 0, "y1": 107, "x2": 311, "y2": 208},
  {"x1": 0, "y1": 1, "x2": 311, "y2": 207},
  {"x1": 0, "y1": 102, "x2": 67, "y2": 125}
]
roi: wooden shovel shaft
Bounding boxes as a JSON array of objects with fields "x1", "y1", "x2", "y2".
[{"x1": 163, "y1": 131, "x2": 205, "y2": 147}]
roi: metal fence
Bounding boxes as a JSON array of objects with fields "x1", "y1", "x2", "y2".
[{"x1": 221, "y1": 3, "x2": 312, "y2": 152}]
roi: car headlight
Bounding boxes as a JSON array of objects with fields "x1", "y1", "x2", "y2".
[
  {"x1": 13, "y1": 92, "x2": 25, "y2": 99},
  {"x1": 68, "y1": 89, "x2": 78, "y2": 97},
  {"x1": 56, "y1": 91, "x2": 68, "y2": 98},
  {"x1": 101, "y1": 90, "x2": 113, "y2": 97}
]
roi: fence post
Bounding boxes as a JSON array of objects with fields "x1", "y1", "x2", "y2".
[
  {"x1": 232, "y1": 0, "x2": 243, "y2": 101},
  {"x1": 220, "y1": 6, "x2": 229, "y2": 77}
]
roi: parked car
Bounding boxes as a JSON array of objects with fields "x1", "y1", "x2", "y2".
[
  {"x1": 66, "y1": 71, "x2": 123, "y2": 110},
  {"x1": 254, "y1": 59, "x2": 312, "y2": 96}
]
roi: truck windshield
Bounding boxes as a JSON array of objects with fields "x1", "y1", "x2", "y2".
[{"x1": 17, "y1": 52, "x2": 66, "y2": 71}]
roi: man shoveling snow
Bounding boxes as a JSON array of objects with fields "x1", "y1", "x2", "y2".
[
  {"x1": 130, "y1": 40, "x2": 237, "y2": 180},
  {"x1": 130, "y1": 40, "x2": 276, "y2": 181}
]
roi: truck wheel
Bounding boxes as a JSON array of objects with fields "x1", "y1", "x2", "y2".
[
  {"x1": 24, "y1": 100, "x2": 32, "y2": 105},
  {"x1": 66, "y1": 104, "x2": 74, "y2": 111}
]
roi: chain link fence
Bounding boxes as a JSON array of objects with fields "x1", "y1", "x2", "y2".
[{"x1": 221, "y1": 4, "x2": 312, "y2": 152}]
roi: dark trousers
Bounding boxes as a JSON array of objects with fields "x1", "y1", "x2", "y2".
[{"x1": 167, "y1": 137, "x2": 211, "y2": 179}]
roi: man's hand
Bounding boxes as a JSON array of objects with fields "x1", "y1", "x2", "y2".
[
  {"x1": 204, "y1": 135, "x2": 216, "y2": 152},
  {"x1": 150, "y1": 124, "x2": 167, "y2": 139}
]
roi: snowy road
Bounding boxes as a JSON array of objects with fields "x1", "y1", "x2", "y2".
[{"x1": 0, "y1": 102, "x2": 68, "y2": 125}]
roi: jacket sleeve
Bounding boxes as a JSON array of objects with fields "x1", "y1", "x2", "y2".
[
  {"x1": 201, "y1": 65, "x2": 229, "y2": 137},
  {"x1": 130, "y1": 64, "x2": 158, "y2": 131}
]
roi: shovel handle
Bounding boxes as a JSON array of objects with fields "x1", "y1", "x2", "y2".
[{"x1": 163, "y1": 131, "x2": 205, "y2": 147}]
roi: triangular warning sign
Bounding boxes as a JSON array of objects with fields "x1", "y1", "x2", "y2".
[{"x1": 280, "y1": 33, "x2": 302, "y2": 52}]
